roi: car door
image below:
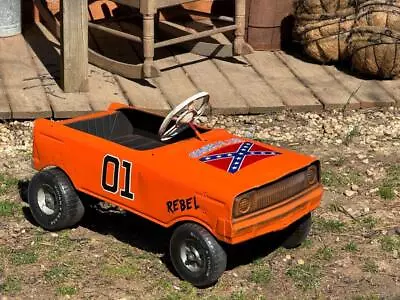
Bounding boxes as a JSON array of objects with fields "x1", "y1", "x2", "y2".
[{"x1": 69, "y1": 134, "x2": 140, "y2": 209}]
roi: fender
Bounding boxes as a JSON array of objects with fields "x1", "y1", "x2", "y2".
[{"x1": 167, "y1": 216, "x2": 217, "y2": 239}]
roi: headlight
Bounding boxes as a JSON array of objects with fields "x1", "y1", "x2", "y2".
[
  {"x1": 306, "y1": 164, "x2": 318, "y2": 185},
  {"x1": 233, "y1": 193, "x2": 254, "y2": 218},
  {"x1": 238, "y1": 197, "x2": 251, "y2": 214}
]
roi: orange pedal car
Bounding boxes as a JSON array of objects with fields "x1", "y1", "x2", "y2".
[{"x1": 28, "y1": 92, "x2": 323, "y2": 287}]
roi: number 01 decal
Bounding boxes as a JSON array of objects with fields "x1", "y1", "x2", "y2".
[{"x1": 101, "y1": 155, "x2": 135, "y2": 200}]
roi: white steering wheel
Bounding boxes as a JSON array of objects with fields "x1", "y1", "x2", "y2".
[{"x1": 158, "y1": 92, "x2": 210, "y2": 141}]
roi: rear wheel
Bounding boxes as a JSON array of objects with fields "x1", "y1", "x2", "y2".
[
  {"x1": 28, "y1": 168, "x2": 85, "y2": 231},
  {"x1": 169, "y1": 223, "x2": 227, "y2": 287},
  {"x1": 282, "y1": 213, "x2": 312, "y2": 249}
]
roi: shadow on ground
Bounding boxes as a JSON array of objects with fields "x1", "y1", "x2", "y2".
[
  {"x1": 18, "y1": 181, "x2": 284, "y2": 276},
  {"x1": 282, "y1": 40, "x2": 385, "y2": 81}
]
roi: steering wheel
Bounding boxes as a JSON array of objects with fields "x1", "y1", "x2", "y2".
[{"x1": 158, "y1": 92, "x2": 209, "y2": 141}]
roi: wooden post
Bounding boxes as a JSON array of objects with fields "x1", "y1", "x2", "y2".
[
  {"x1": 33, "y1": 2, "x2": 40, "y2": 23},
  {"x1": 61, "y1": 0, "x2": 89, "y2": 92},
  {"x1": 140, "y1": 0, "x2": 155, "y2": 78},
  {"x1": 234, "y1": 0, "x2": 245, "y2": 55},
  {"x1": 142, "y1": 13, "x2": 154, "y2": 78}
]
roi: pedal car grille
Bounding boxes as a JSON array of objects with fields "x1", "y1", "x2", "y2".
[{"x1": 233, "y1": 163, "x2": 320, "y2": 218}]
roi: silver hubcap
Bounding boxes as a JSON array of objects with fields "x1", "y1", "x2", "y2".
[
  {"x1": 37, "y1": 185, "x2": 56, "y2": 215},
  {"x1": 180, "y1": 239, "x2": 204, "y2": 273}
]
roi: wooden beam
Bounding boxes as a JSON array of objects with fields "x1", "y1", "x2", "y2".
[
  {"x1": 61, "y1": 0, "x2": 89, "y2": 92},
  {"x1": 154, "y1": 24, "x2": 237, "y2": 48}
]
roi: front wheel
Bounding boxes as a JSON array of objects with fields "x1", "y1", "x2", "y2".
[
  {"x1": 281, "y1": 213, "x2": 312, "y2": 249},
  {"x1": 28, "y1": 168, "x2": 85, "y2": 231},
  {"x1": 169, "y1": 223, "x2": 227, "y2": 287}
]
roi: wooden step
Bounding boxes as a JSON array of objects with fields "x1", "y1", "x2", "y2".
[
  {"x1": 86, "y1": 28, "x2": 128, "y2": 111},
  {"x1": 0, "y1": 77, "x2": 11, "y2": 119},
  {"x1": 378, "y1": 80, "x2": 400, "y2": 105},
  {"x1": 118, "y1": 21, "x2": 199, "y2": 109},
  {"x1": 323, "y1": 65, "x2": 396, "y2": 108},
  {"x1": 160, "y1": 19, "x2": 284, "y2": 113},
  {"x1": 0, "y1": 34, "x2": 51, "y2": 119},
  {"x1": 26, "y1": 23, "x2": 92, "y2": 118},
  {"x1": 90, "y1": 21, "x2": 171, "y2": 115},
  {"x1": 174, "y1": 52, "x2": 249, "y2": 114},
  {"x1": 213, "y1": 56, "x2": 285, "y2": 113},
  {"x1": 245, "y1": 51, "x2": 322, "y2": 111},
  {"x1": 276, "y1": 52, "x2": 360, "y2": 110}
]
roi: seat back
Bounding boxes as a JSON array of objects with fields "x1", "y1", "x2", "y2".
[{"x1": 67, "y1": 112, "x2": 134, "y2": 140}]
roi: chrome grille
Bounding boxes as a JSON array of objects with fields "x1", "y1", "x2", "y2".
[
  {"x1": 234, "y1": 165, "x2": 319, "y2": 218},
  {"x1": 253, "y1": 169, "x2": 310, "y2": 211}
]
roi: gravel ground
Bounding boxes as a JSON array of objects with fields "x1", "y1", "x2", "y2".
[
  {"x1": 203, "y1": 107, "x2": 400, "y2": 148},
  {"x1": 0, "y1": 121, "x2": 33, "y2": 178},
  {"x1": 1, "y1": 107, "x2": 400, "y2": 169}
]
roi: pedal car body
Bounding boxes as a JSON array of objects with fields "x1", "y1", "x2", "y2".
[{"x1": 29, "y1": 93, "x2": 323, "y2": 286}]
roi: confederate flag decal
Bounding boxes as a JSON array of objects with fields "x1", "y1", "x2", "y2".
[{"x1": 199, "y1": 142, "x2": 280, "y2": 174}]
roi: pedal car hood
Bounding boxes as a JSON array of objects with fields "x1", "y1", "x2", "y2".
[{"x1": 152, "y1": 130, "x2": 318, "y2": 202}]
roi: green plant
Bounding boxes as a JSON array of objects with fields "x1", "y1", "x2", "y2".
[
  {"x1": 178, "y1": 280, "x2": 195, "y2": 295},
  {"x1": 56, "y1": 286, "x2": 77, "y2": 296},
  {"x1": 300, "y1": 238, "x2": 313, "y2": 249},
  {"x1": 0, "y1": 173, "x2": 18, "y2": 195},
  {"x1": 102, "y1": 263, "x2": 137, "y2": 280},
  {"x1": 321, "y1": 169, "x2": 361, "y2": 187},
  {"x1": 314, "y1": 217, "x2": 345, "y2": 233},
  {"x1": 344, "y1": 241, "x2": 358, "y2": 252},
  {"x1": 286, "y1": 264, "x2": 319, "y2": 290},
  {"x1": 250, "y1": 265, "x2": 272, "y2": 284},
  {"x1": 344, "y1": 126, "x2": 360, "y2": 146},
  {"x1": 0, "y1": 201, "x2": 21, "y2": 217},
  {"x1": 156, "y1": 278, "x2": 173, "y2": 291},
  {"x1": 361, "y1": 216, "x2": 378, "y2": 230},
  {"x1": 378, "y1": 186, "x2": 395, "y2": 200},
  {"x1": 11, "y1": 249, "x2": 38, "y2": 265},
  {"x1": 332, "y1": 156, "x2": 346, "y2": 167},
  {"x1": 230, "y1": 290, "x2": 246, "y2": 300},
  {"x1": 163, "y1": 292, "x2": 183, "y2": 300},
  {"x1": 0, "y1": 276, "x2": 21, "y2": 295},
  {"x1": 315, "y1": 247, "x2": 334, "y2": 260},
  {"x1": 56, "y1": 230, "x2": 74, "y2": 248},
  {"x1": 380, "y1": 236, "x2": 400, "y2": 252},
  {"x1": 352, "y1": 295, "x2": 380, "y2": 300},
  {"x1": 321, "y1": 170, "x2": 343, "y2": 187},
  {"x1": 44, "y1": 265, "x2": 71, "y2": 283},
  {"x1": 378, "y1": 165, "x2": 400, "y2": 200},
  {"x1": 362, "y1": 260, "x2": 378, "y2": 273}
]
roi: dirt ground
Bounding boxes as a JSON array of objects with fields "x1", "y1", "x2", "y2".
[{"x1": 0, "y1": 110, "x2": 399, "y2": 299}]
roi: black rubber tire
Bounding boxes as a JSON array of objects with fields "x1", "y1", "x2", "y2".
[
  {"x1": 169, "y1": 223, "x2": 227, "y2": 287},
  {"x1": 282, "y1": 213, "x2": 312, "y2": 249},
  {"x1": 28, "y1": 168, "x2": 85, "y2": 231}
]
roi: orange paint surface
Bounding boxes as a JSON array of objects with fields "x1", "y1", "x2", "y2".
[{"x1": 32, "y1": 104, "x2": 322, "y2": 244}]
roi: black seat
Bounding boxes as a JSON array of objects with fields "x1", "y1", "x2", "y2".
[
  {"x1": 67, "y1": 111, "x2": 165, "y2": 150},
  {"x1": 110, "y1": 134, "x2": 164, "y2": 150}
]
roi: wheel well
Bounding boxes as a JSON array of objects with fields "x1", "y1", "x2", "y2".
[
  {"x1": 39, "y1": 166, "x2": 75, "y2": 187},
  {"x1": 169, "y1": 220, "x2": 215, "y2": 238}
]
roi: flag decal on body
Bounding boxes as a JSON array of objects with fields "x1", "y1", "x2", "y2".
[{"x1": 199, "y1": 142, "x2": 280, "y2": 174}]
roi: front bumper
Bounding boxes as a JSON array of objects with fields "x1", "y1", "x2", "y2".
[{"x1": 221, "y1": 184, "x2": 323, "y2": 244}]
